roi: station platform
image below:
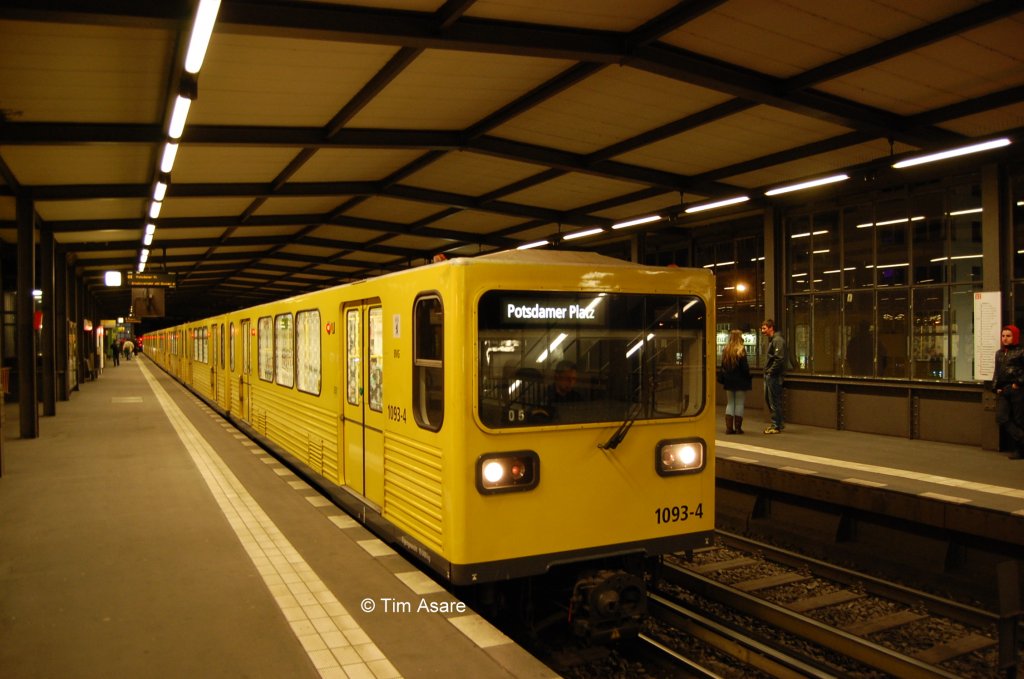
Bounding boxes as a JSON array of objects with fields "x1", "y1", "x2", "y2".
[
  {"x1": 714, "y1": 412, "x2": 1024, "y2": 526},
  {"x1": 713, "y1": 409, "x2": 1024, "y2": 593},
  {"x1": 0, "y1": 357, "x2": 557, "y2": 679}
]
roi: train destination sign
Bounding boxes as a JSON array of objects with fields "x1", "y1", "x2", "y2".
[
  {"x1": 126, "y1": 272, "x2": 176, "y2": 288},
  {"x1": 500, "y1": 297, "x2": 605, "y2": 324}
]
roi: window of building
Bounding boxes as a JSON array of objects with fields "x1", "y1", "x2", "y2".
[
  {"x1": 783, "y1": 176, "x2": 981, "y2": 382},
  {"x1": 690, "y1": 218, "x2": 764, "y2": 366},
  {"x1": 1012, "y1": 170, "x2": 1024, "y2": 327}
]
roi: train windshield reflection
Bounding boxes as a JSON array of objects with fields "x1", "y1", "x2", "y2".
[{"x1": 477, "y1": 291, "x2": 706, "y2": 428}]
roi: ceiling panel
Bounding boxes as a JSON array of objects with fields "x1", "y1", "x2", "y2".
[
  {"x1": 491, "y1": 67, "x2": 734, "y2": 154},
  {"x1": 0, "y1": 0, "x2": 1018, "y2": 321}
]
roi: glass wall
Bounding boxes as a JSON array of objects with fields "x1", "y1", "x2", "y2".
[
  {"x1": 783, "y1": 175, "x2": 982, "y2": 382},
  {"x1": 690, "y1": 217, "x2": 764, "y2": 367},
  {"x1": 1011, "y1": 169, "x2": 1024, "y2": 330}
]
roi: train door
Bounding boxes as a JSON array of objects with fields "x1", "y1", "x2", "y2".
[
  {"x1": 239, "y1": 319, "x2": 252, "y2": 422},
  {"x1": 210, "y1": 323, "x2": 219, "y2": 402},
  {"x1": 185, "y1": 328, "x2": 193, "y2": 384},
  {"x1": 340, "y1": 300, "x2": 385, "y2": 506},
  {"x1": 218, "y1": 322, "x2": 228, "y2": 411}
]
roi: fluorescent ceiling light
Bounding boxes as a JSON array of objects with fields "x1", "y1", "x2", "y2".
[
  {"x1": 893, "y1": 138, "x2": 1010, "y2": 168},
  {"x1": 104, "y1": 271, "x2": 122, "y2": 287},
  {"x1": 153, "y1": 181, "x2": 167, "y2": 202},
  {"x1": 143, "y1": 233, "x2": 153, "y2": 246},
  {"x1": 685, "y1": 195, "x2": 749, "y2": 214},
  {"x1": 168, "y1": 95, "x2": 192, "y2": 139},
  {"x1": 612, "y1": 215, "x2": 662, "y2": 230},
  {"x1": 137, "y1": 262, "x2": 146, "y2": 273},
  {"x1": 563, "y1": 228, "x2": 604, "y2": 241},
  {"x1": 145, "y1": 223, "x2": 156, "y2": 236},
  {"x1": 517, "y1": 240, "x2": 548, "y2": 250},
  {"x1": 140, "y1": 249, "x2": 150, "y2": 263},
  {"x1": 765, "y1": 173, "x2": 848, "y2": 196},
  {"x1": 856, "y1": 216, "x2": 925, "y2": 229},
  {"x1": 160, "y1": 142, "x2": 179, "y2": 173},
  {"x1": 184, "y1": 0, "x2": 222, "y2": 74},
  {"x1": 626, "y1": 333, "x2": 655, "y2": 358},
  {"x1": 149, "y1": 201, "x2": 162, "y2": 219},
  {"x1": 948, "y1": 207, "x2": 982, "y2": 216}
]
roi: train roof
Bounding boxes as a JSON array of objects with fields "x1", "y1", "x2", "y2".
[{"x1": 465, "y1": 249, "x2": 693, "y2": 272}]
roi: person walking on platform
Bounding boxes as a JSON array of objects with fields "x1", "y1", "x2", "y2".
[
  {"x1": 718, "y1": 329, "x2": 752, "y2": 434},
  {"x1": 123, "y1": 339, "x2": 135, "y2": 361},
  {"x1": 761, "y1": 319, "x2": 786, "y2": 434},
  {"x1": 110, "y1": 339, "x2": 120, "y2": 366},
  {"x1": 993, "y1": 325, "x2": 1024, "y2": 460}
]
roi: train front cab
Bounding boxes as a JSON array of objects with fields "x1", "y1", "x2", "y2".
[{"x1": 451, "y1": 254, "x2": 715, "y2": 639}]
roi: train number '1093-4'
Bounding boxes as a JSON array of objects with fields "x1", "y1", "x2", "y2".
[{"x1": 655, "y1": 503, "x2": 703, "y2": 525}]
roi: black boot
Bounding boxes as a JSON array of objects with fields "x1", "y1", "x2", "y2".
[
  {"x1": 734, "y1": 416, "x2": 743, "y2": 434},
  {"x1": 725, "y1": 415, "x2": 734, "y2": 434}
]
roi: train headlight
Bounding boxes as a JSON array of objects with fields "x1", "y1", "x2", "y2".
[
  {"x1": 476, "y1": 451, "x2": 539, "y2": 494},
  {"x1": 655, "y1": 438, "x2": 707, "y2": 476}
]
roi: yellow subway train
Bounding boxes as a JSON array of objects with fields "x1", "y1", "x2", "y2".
[{"x1": 144, "y1": 250, "x2": 715, "y2": 640}]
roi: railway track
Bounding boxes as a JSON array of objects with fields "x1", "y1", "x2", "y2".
[{"x1": 642, "y1": 532, "x2": 1021, "y2": 678}]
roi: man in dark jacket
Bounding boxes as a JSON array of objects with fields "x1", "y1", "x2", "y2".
[
  {"x1": 761, "y1": 319, "x2": 786, "y2": 434},
  {"x1": 994, "y1": 325, "x2": 1024, "y2": 459}
]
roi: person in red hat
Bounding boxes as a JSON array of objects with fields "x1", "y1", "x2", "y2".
[{"x1": 993, "y1": 325, "x2": 1024, "y2": 460}]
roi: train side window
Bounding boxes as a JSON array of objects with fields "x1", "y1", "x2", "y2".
[
  {"x1": 296, "y1": 309, "x2": 321, "y2": 395},
  {"x1": 229, "y1": 322, "x2": 236, "y2": 372},
  {"x1": 413, "y1": 295, "x2": 443, "y2": 431},
  {"x1": 194, "y1": 326, "x2": 208, "y2": 363},
  {"x1": 275, "y1": 313, "x2": 295, "y2": 388},
  {"x1": 220, "y1": 323, "x2": 226, "y2": 369},
  {"x1": 257, "y1": 316, "x2": 274, "y2": 382}
]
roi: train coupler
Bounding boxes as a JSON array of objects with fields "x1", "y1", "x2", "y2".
[{"x1": 568, "y1": 569, "x2": 646, "y2": 643}]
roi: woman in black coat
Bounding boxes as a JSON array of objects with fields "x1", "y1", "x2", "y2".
[{"x1": 718, "y1": 329, "x2": 752, "y2": 434}]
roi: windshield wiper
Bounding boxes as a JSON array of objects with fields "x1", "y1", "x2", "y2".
[{"x1": 599, "y1": 402, "x2": 642, "y2": 451}]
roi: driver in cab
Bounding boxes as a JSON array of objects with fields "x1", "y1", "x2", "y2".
[{"x1": 548, "y1": 360, "x2": 582, "y2": 403}]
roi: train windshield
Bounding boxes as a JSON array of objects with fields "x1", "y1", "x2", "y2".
[{"x1": 477, "y1": 291, "x2": 706, "y2": 429}]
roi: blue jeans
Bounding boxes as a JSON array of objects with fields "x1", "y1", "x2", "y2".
[
  {"x1": 764, "y1": 375, "x2": 783, "y2": 428},
  {"x1": 725, "y1": 390, "x2": 746, "y2": 417}
]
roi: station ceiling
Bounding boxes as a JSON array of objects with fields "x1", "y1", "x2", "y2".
[{"x1": 1, "y1": 0, "x2": 1022, "y2": 322}]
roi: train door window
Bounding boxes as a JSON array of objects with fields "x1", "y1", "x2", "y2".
[
  {"x1": 346, "y1": 308, "x2": 361, "y2": 406},
  {"x1": 296, "y1": 309, "x2": 321, "y2": 395},
  {"x1": 413, "y1": 295, "x2": 443, "y2": 431},
  {"x1": 241, "y1": 319, "x2": 251, "y2": 375},
  {"x1": 211, "y1": 325, "x2": 218, "y2": 366},
  {"x1": 220, "y1": 323, "x2": 226, "y2": 369},
  {"x1": 275, "y1": 313, "x2": 294, "y2": 388},
  {"x1": 368, "y1": 306, "x2": 383, "y2": 412},
  {"x1": 229, "y1": 322, "x2": 236, "y2": 371},
  {"x1": 257, "y1": 316, "x2": 274, "y2": 382}
]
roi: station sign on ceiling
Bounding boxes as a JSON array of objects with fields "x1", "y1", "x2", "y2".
[{"x1": 126, "y1": 272, "x2": 176, "y2": 288}]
